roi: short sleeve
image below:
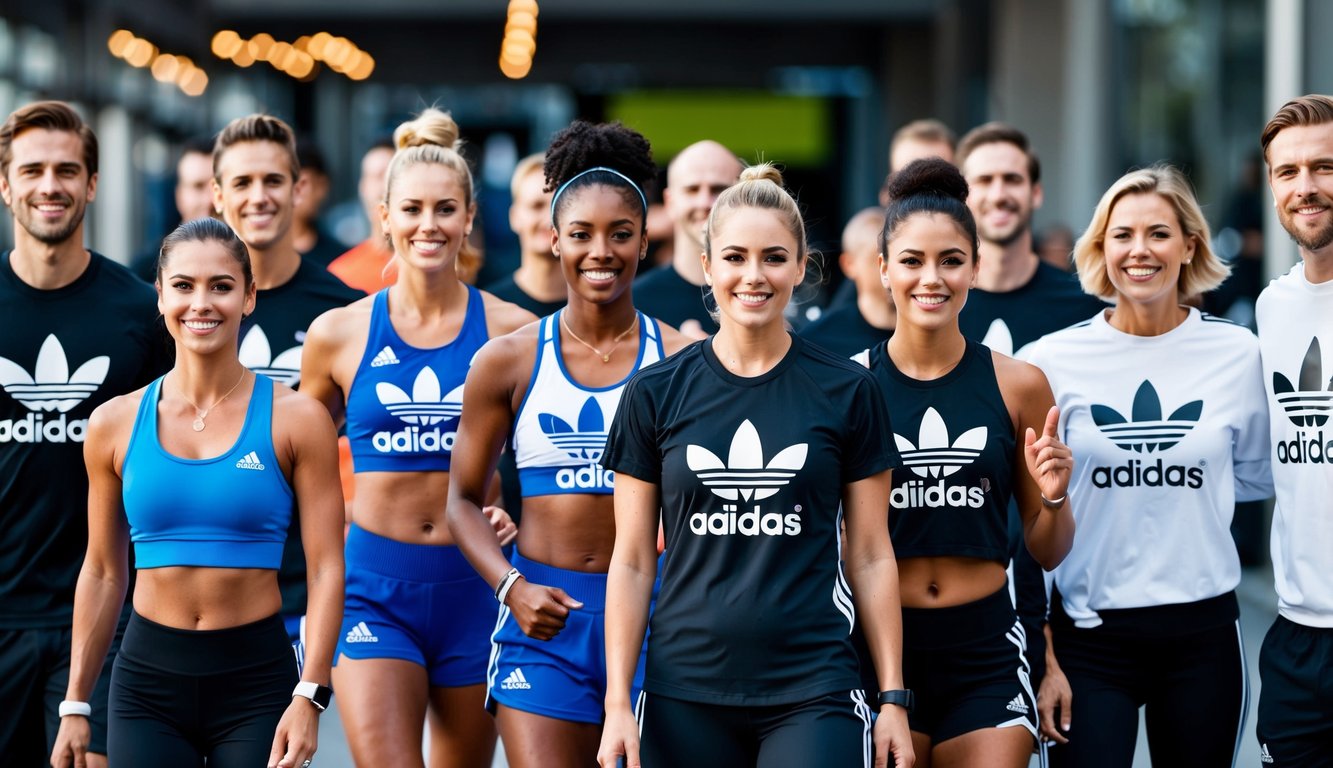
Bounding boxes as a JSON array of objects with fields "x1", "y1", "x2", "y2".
[
  {"x1": 840, "y1": 373, "x2": 899, "y2": 484},
  {"x1": 602, "y1": 374, "x2": 663, "y2": 484}
]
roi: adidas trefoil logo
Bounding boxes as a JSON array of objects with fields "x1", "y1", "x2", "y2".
[
  {"x1": 1273, "y1": 337, "x2": 1332, "y2": 427},
  {"x1": 370, "y1": 346, "x2": 400, "y2": 367},
  {"x1": 891, "y1": 408, "x2": 988, "y2": 509},
  {"x1": 686, "y1": 420, "x2": 807, "y2": 536},
  {"x1": 500, "y1": 668, "x2": 532, "y2": 690},
  {"x1": 239, "y1": 326, "x2": 303, "y2": 387},
  {"x1": 1259, "y1": 743, "x2": 1273, "y2": 764},
  {"x1": 0, "y1": 335, "x2": 107, "y2": 444},
  {"x1": 1090, "y1": 380, "x2": 1204, "y2": 490},
  {"x1": 540, "y1": 396, "x2": 615, "y2": 490},
  {"x1": 1091, "y1": 380, "x2": 1201, "y2": 453},
  {"x1": 372, "y1": 367, "x2": 464, "y2": 454},
  {"x1": 1005, "y1": 694, "x2": 1029, "y2": 715},
  {"x1": 345, "y1": 621, "x2": 379, "y2": 643},
  {"x1": 235, "y1": 451, "x2": 265, "y2": 471}
]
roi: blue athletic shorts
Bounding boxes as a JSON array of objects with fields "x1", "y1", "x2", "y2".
[
  {"x1": 335, "y1": 524, "x2": 496, "y2": 687},
  {"x1": 487, "y1": 552, "x2": 647, "y2": 724}
]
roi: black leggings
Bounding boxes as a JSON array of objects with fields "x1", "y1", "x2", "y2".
[
  {"x1": 107, "y1": 611, "x2": 298, "y2": 768},
  {"x1": 638, "y1": 690, "x2": 873, "y2": 768},
  {"x1": 1046, "y1": 594, "x2": 1248, "y2": 768}
]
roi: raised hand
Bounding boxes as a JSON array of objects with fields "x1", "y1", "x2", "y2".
[{"x1": 1024, "y1": 405, "x2": 1072, "y2": 506}]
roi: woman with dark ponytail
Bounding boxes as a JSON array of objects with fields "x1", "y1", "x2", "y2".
[
  {"x1": 598, "y1": 163, "x2": 914, "y2": 767},
  {"x1": 860, "y1": 158, "x2": 1074, "y2": 767},
  {"x1": 447, "y1": 120, "x2": 690, "y2": 768}
]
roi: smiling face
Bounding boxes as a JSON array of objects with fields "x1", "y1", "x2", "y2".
[
  {"x1": 0, "y1": 128, "x2": 97, "y2": 246},
  {"x1": 1102, "y1": 192, "x2": 1196, "y2": 310},
  {"x1": 551, "y1": 184, "x2": 645, "y2": 304},
  {"x1": 702, "y1": 206, "x2": 805, "y2": 332},
  {"x1": 212, "y1": 140, "x2": 297, "y2": 253},
  {"x1": 666, "y1": 142, "x2": 743, "y2": 251},
  {"x1": 880, "y1": 212, "x2": 976, "y2": 331},
  {"x1": 380, "y1": 162, "x2": 475, "y2": 275},
  {"x1": 962, "y1": 141, "x2": 1041, "y2": 247},
  {"x1": 1267, "y1": 122, "x2": 1333, "y2": 255},
  {"x1": 157, "y1": 238, "x2": 256, "y2": 354}
]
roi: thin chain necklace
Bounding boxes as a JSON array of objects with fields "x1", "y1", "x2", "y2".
[
  {"x1": 176, "y1": 368, "x2": 248, "y2": 432},
  {"x1": 561, "y1": 312, "x2": 638, "y2": 363}
]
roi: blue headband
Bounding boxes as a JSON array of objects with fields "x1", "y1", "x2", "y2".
[{"x1": 549, "y1": 166, "x2": 648, "y2": 226}]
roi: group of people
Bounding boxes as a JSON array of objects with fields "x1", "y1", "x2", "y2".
[{"x1": 0, "y1": 88, "x2": 1329, "y2": 768}]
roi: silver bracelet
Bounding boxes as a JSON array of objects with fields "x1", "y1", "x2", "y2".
[
  {"x1": 58, "y1": 700, "x2": 92, "y2": 718},
  {"x1": 1040, "y1": 492, "x2": 1067, "y2": 508},
  {"x1": 495, "y1": 568, "x2": 524, "y2": 605}
]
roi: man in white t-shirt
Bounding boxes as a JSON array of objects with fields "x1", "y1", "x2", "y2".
[{"x1": 1254, "y1": 93, "x2": 1333, "y2": 768}]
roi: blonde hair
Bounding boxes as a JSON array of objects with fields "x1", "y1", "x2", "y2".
[
  {"x1": 704, "y1": 162, "x2": 808, "y2": 263},
  {"x1": 1073, "y1": 165, "x2": 1228, "y2": 301},
  {"x1": 510, "y1": 152, "x2": 545, "y2": 199},
  {"x1": 383, "y1": 108, "x2": 481, "y2": 280}
]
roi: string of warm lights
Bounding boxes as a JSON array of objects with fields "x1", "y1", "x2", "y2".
[
  {"x1": 211, "y1": 30, "x2": 375, "y2": 81},
  {"x1": 500, "y1": 0, "x2": 538, "y2": 79},
  {"x1": 107, "y1": 29, "x2": 209, "y2": 96}
]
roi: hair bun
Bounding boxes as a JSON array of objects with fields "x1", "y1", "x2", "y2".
[
  {"x1": 738, "y1": 162, "x2": 784, "y2": 187},
  {"x1": 886, "y1": 158, "x2": 968, "y2": 205},
  {"x1": 395, "y1": 108, "x2": 461, "y2": 151}
]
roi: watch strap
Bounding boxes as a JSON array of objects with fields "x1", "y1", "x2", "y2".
[{"x1": 877, "y1": 688, "x2": 915, "y2": 712}]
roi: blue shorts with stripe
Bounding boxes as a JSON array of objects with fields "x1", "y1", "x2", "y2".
[
  {"x1": 335, "y1": 524, "x2": 495, "y2": 687},
  {"x1": 487, "y1": 552, "x2": 648, "y2": 724}
]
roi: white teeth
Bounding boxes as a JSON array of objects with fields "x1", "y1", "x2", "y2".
[
  {"x1": 36, "y1": 204, "x2": 66, "y2": 211},
  {"x1": 1126, "y1": 267, "x2": 1159, "y2": 277},
  {"x1": 736, "y1": 293, "x2": 769, "y2": 302},
  {"x1": 914, "y1": 295, "x2": 946, "y2": 305},
  {"x1": 583, "y1": 270, "x2": 616, "y2": 280},
  {"x1": 184, "y1": 320, "x2": 220, "y2": 330},
  {"x1": 1297, "y1": 206, "x2": 1326, "y2": 215}
]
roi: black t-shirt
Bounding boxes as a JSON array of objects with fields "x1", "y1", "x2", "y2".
[
  {"x1": 866, "y1": 340, "x2": 1014, "y2": 563},
  {"x1": 240, "y1": 256, "x2": 363, "y2": 617},
  {"x1": 0, "y1": 251, "x2": 171, "y2": 628},
  {"x1": 484, "y1": 273, "x2": 565, "y2": 318},
  {"x1": 603, "y1": 334, "x2": 898, "y2": 705},
  {"x1": 799, "y1": 302, "x2": 893, "y2": 359},
  {"x1": 632, "y1": 264, "x2": 718, "y2": 334},
  {"x1": 299, "y1": 228, "x2": 350, "y2": 269},
  {"x1": 959, "y1": 261, "x2": 1107, "y2": 356}
]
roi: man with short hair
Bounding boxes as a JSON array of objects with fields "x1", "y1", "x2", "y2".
[
  {"x1": 634, "y1": 140, "x2": 743, "y2": 338},
  {"x1": 485, "y1": 153, "x2": 564, "y2": 316},
  {"x1": 0, "y1": 100, "x2": 169, "y2": 768},
  {"x1": 328, "y1": 137, "x2": 396, "y2": 293},
  {"x1": 957, "y1": 122, "x2": 1105, "y2": 356},
  {"x1": 129, "y1": 136, "x2": 217, "y2": 282},
  {"x1": 799, "y1": 208, "x2": 894, "y2": 357},
  {"x1": 293, "y1": 138, "x2": 348, "y2": 268},
  {"x1": 211, "y1": 113, "x2": 362, "y2": 650},
  {"x1": 878, "y1": 118, "x2": 957, "y2": 207},
  {"x1": 1254, "y1": 93, "x2": 1333, "y2": 766}
]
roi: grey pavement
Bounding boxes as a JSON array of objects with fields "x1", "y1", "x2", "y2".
[{"x1": 311, "y1": 567, "x2": 1278, "y2": 767}]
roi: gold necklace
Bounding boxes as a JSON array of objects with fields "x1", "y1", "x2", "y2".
[
  {"x1": 561, "y1": 313, "x2": 638, "y2": 363},
  {"x1": 176, "y1": 369, "x2": 248, "y2": 432}
]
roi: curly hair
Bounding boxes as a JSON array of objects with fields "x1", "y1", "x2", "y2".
[{"x1": 544, "y1": 120, "x2": 655, "y2": 230}]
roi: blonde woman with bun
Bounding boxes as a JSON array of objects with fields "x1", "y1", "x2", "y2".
[
  {"x1": 301, "y1": 108, "x2": 532, "y2": 768},
  {"x1": 598, "y1": 164, "x2": 915, "y2": 768}
]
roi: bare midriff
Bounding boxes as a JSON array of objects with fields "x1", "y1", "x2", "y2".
[{"x1": 897, "y1": 556, "x2": 1009, "y2": 608}]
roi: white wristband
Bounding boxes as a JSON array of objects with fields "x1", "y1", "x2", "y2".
[
  {"x1": 59, "y1": 700, "x2": 92, "y2": 718},
  {"x1": 495, "y1": 568, "x2": 524, "y2": 605}
]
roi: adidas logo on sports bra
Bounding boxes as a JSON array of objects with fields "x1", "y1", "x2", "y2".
[
  {"x1": 686, "y1": 420, "x2": 807, "y2": 536},
  {"x1": 892, "y1": 407, "x2": 988, "y2": 510},
  {"x1": 239, "y1": 326, "x2": 303, "y2": 387},
  {"x1": 372, "y1": 367, "x2": 464, "y2": 454},
  {"x1": 0, "y1": 335, "x2": 107, "y2": 444},
  {"x1": 235, "y1": 451, "x2": 265, "y2": 471},
  {"x1": 541, "y1": 397, "x2": 614, "y2": 491},
  {"x1": 1272, "y1": 337, "x2": 1333, "y2": 465},
  {"x1": 1090, "y1": 380, "x2": 1204, "y2": 489},
  {"x1": 370, "y1": 346, "x2": 400, "y2": 367}
]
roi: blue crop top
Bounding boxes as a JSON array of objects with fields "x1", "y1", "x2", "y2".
[
  {"x1": 122, "y1": 374, "x2": 294, "y2": 569},
  {"x1": 511, "y1": 310, "x2": 664, "y2": 496},
  {"x1": 345, "y1": 286, "x2": 490, "y2": 473}
]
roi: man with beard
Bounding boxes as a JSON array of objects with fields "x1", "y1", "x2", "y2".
[
  {"x1": 633, "y1": 140, "x2": 742, "y2": 338},
  {"x1": 957, "y1": 123, "x2": 1105, "y2": 358},
  {"x1": 1254, "y1": 94, "x2": 1333, "y2": 767},
  {"x1": 211, "y1": 114, "x2": 362, "y2": 653},
  {"x1": 0, "y1": 101, "x2": 169, "y2": 768}
]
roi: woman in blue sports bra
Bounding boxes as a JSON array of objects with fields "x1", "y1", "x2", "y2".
[
  {"x1": 446, "y1": 121, "x2": 691, "y2": 768},
  {"x1": 300, "y1": 109, "x2": 532, "y2": 768},
  {"x1": 50, "y1": 218, "x2": 345, "y2": 768}
]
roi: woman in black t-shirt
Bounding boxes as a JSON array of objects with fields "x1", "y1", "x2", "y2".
[{"x1": 599, "y1": 165, "x2": 914, "y2": 768}]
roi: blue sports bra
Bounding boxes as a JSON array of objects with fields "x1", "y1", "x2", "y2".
[
  {"x1": 122, "y1": 375, "x2": 294, "y2": 569},
  {"x1": 511, "y1": 310, "x2": 663, "y2": 496},
  {"x1": 345, "y1": 287, "x2": 490, "y2": 473}
]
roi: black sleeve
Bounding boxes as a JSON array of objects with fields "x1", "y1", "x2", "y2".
[
  {"x1": 601, "y1": 375, "x2": 662, "y2": 484},
  {"x1": 840, "y1": 374, "x2": 899, "y2": 484}
]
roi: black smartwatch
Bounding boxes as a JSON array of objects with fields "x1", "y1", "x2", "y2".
[
  {"x1": 292, "y1": 681, "x2": 333, "y2": 712},
  {"x1": 877, "y1": 689, "x2": 915, "y2": 712}
]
